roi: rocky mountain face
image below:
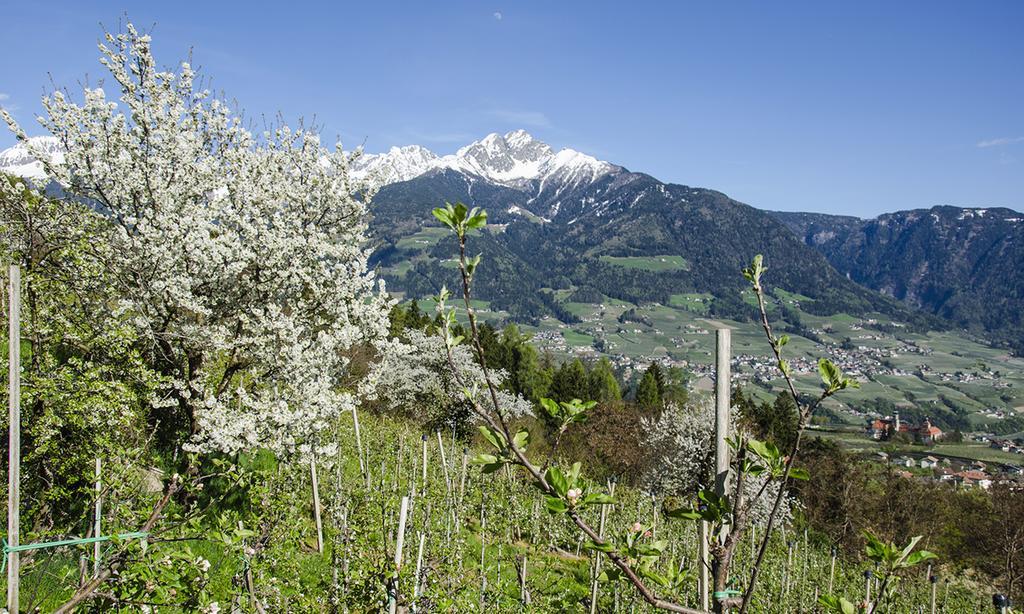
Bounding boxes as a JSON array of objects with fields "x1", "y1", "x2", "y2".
[{"x1": 773, "y1": 207, "x2": 1024, "y2": 351}]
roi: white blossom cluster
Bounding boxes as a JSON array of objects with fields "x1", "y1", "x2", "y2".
[
  {"x1": 640, "y1": 398, "x2": 793, "y2": 526},
  {"x1": 3, "y1": 24, "x2": 393, "y2": 456},
  {"x1": 365, "y1": 330, "x2": 533, "y2": 429}
]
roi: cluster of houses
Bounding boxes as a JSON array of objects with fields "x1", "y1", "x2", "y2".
[
  {"x1": 866, "y1": 412, "x2": 945, "y2": 444},
  {"x1": 987, "y1": 437, "x2": 1024, "y2": 455},
  {"x1": 882, "y1": 452, "x2": 1024, "y2": 489}
]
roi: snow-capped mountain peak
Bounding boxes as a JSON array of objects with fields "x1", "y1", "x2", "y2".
[
  {"x1": 347, "y1": 129, "x2": 617, "y2": 188},
  {"x1": 0, "y1": 136, "x2": 63, "y2": 182},
  {"x1": 349, "y1": 144, "x2": 439, "y2": 184}
]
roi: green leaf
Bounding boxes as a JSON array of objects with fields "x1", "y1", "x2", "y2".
[
  {"x1": 478, "y1": 425, "x2": 504, "y2": 451},
  {"x1": 466, "y1": 210, "x2": 488, "y2": 230},
  {"x1": 431, "y1": 206, "x2": 455, "y2": 230},
  {"x1": 819, "y1": 358, "x2": 842, "y2": 392},
  {"x1": 818, "y1": 595, "x2": 858, "y2": 614},
  {"x1": 666, "y1": 507, "x2": 702, "y2": 521},
  {"x1": 582, "y1": 493, "x2": 616, "y2": 506},
  {"x1": 544, "y1": 496, "x2": 568, "y2": 514},
  {"x1": 470, "y1": 453, "x2": 498, "y2": 466},
  {"x1": 546, "y1": 466, "x2": 569, "y2": 497},
  {"x1": 904, "y1": 550, "x2": 938, "y2": 567},
  {"x1": 788, "y1": 467, "x2": 811, "y2": 481},
  {"x1": 539, "y1": 397, "x2": 560, "y2": 419},
  {"x1": 511, "y1": 429, "x2": 529, "y2": 452},
  {"x1": 583, "y1": 540, "x2": 615, "y2": 553}
]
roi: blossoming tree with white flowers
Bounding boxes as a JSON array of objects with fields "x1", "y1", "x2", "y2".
[{"x1": 3, "y1": 23, "x2": 393, "y2": 457}]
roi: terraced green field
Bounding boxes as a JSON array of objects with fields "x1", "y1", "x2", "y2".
[{"x1": 598, "y1": 254, "x2": 689, "y2": 271}]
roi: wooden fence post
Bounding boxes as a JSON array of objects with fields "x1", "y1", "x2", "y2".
[{"x1": 7, "y1": 265, "x2": 21, "y2": 614}]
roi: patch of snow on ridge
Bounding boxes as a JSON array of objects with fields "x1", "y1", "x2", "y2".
[
  {"x1": 0, "y1": 136, "x2": 64, "y2": 181},
  {"x1": 348, "y1": 130, "x2": 616, "y2": 188}
]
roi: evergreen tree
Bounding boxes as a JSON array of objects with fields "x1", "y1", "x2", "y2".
[
  {"x1": 662, "y1": 365, "x2": 690, "y2": 406},
  {"x1": 552, "y1": 358, "x2": 589, "y2": 402},
  {"x1": 646, "y1": 362, "x2": 666, "y2": 399},
  {"x1": 588, "y1": 357, "x2": 622, "y2": 403},
  {"x1": 635, "y1": 371, "x2": 661, "y2": 410}
]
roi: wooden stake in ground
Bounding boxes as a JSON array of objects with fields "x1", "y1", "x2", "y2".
[
  {"x1": 458, "y1": 447, "x2": 469, "y2": 507},
  {"x1": 479, "y1": 499, "x2": 487, "y2": 610},
  {"x1": 94, "y1": 457, "x2": 102, "y2": 577},
  {"x1": 351, "y1": 407, "x2": 368, "y2": 487},
  {"x1": 828, "y1": 546, "x2": 837, "y2": 593},
  {"x1": 421, "y1": 434, "x2": 429, "y2": 495},
  {"x1": 7, "y1": 265, "x2": 21, "y2": 614},
  {"x1": 929, "y1": 574, "x2": 937, "y2": 614},
  {"x1": 520, "y1": 554, "x2": 529, "y2": 607},
  {"x1": 412, "y1": 531, "x2": 427, "y2": 613},
  {"x1": 311, "y1": 458, "x2": 324, "y2": 554},
  {"x1": 388, "y1": 496, "x2": 410, "y2": 614},
  {"x1": 436, "y1": 431, "x2": 451, "y2": 495},
  {"x1": 714, "y1": 328, "x2": 731, "y2": 507},
  {"x1": 589, "y1": 481, "x2": 616, "y2": 614},
  {"x1": 699, "y1": 520, "x2": 709, "y2": 611}
]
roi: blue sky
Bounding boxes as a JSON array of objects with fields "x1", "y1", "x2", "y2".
[{"x1": 1, "y1": 1, "x2": 1021, "y2": 217}]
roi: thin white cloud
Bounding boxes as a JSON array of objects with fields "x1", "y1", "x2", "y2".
[
  {"x1": 486, "y1": 109, "x2": 551, "y2": 128},
  {"x1": 0, "y1": 93, "x2": 9, "y2": 101},
  {"x1": 977, "y1": 136, "x2": 1024, "y2": 148}
]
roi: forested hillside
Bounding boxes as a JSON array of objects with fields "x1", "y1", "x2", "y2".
[
  {"x1": 774, "y1": 206, "x2": 1024, "y2": 353},
  {"x1": 369, "y1": 168, "x2": 941, "y2": 331}
]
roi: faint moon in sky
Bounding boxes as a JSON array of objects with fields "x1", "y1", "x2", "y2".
[{"x1": 493, "y1": 11, "x2": 503, "y2": 20}]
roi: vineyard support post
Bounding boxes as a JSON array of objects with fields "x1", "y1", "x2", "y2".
[
  {"x1": 699, "y1": 520, "x2": 709, "y2": 611},
  {"x1": 7, "y1": 265, "x2": 21, "y2": 614},
  {"x1": 436, "y1": 431, "x2": 451, "y2": 495},
  {"x1": 589, "y1": 481, "x2": 615, "y2": 614},
  {"x1": 311, "y1": 457, "x2": 324, "y2": 554},
  {"x1": 388, "y1": 496, "x2": 410, "y2": 614},
  {"x1": 411, "y1": 531, "x2": 426, "y2": 612},
  {"x1": 421, "y1": 434, "x2": 428, "y2": 495},
  {"x1": 829, "y1": 546, "x2": 837, "y2": 593},
  {"x1": 94, "y1": 457, "x2": 102, "y2": 577},
  {"x1": 715, "y1": 328, "x2": 731, "y2": 511},
  {"x1": 351, "y1": 407, "x2": 368, "y2": 488}
]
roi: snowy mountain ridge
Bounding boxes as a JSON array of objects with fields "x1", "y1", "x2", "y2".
[
  {"x1": 0, "y1": 131, "x2": 617, "y2": 193},
  {"x1": 0, "y1": 136, "x2": 63, "y2": 182},
  {"x1": 349, "y1": 129, "x2": 618, "y2": 189}
]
